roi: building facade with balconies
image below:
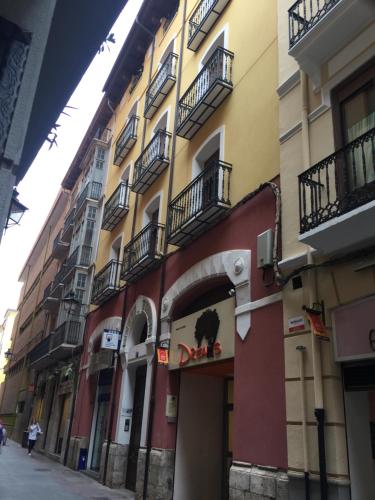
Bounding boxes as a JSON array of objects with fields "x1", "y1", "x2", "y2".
[
  {"x1": 278, "y1": 1, "x2": 375, "y2": 498},
  {"x1": 69, "y1": 1, "x2": 288, "y2": 499}
]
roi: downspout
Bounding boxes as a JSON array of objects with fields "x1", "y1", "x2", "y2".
[
  {"x1": 296, "y1": 345, "x2": 310, "y2": 500},
  {"x1": 103, "y1": 21, "x2": 157, "y2": 487},
  {"x1": 143, "y1": 1, "x2": 188, "y2": 498},
  {"x1": 301, "y1": 70, "x2": 327, "y2": 499}
]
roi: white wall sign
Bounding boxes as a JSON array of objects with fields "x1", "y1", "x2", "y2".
[
  {"x1": 288, "y1": 316, "x2": 306, "y2": 333},
  {"x1": 101, "y1": 329, "x2": 121, "y2": 350}
]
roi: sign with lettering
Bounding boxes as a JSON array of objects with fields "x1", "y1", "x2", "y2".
[
  {"x1": 101, "y1": 329, "x2": 121, "y2": 350},
  {"x1": 169, "y1": 297, "x2": 235, "y2": 370}
]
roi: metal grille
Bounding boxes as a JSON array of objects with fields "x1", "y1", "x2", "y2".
[
  {"x1": 51, "y1": 321, "x2": 81, "y2": 350},
  {"x1": 102, "y1": 182, "x2": 130, "y2": 231},
  {"x1": 289, "y1": 0, "x2": 340, "y2": 48},
  {"x1": 299, "y1": 127, "x2": 375, "y2": 233},
  {"x1": 114, "y1": 115, "x2": 139, "y2": 166},
  {"x1": 144, "y1": 52, "x2": 178, "y2": 116},
  {"x1": 91, "y1": 260, "x2": 122, "y2": 305}
]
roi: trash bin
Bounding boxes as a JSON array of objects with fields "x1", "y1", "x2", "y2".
[
  {"x1": 78, "y1": 448, "x2": 88, "y2": 470},
  {"x1": 22, "y1": 430, "x2": 29, "y2": 448}
]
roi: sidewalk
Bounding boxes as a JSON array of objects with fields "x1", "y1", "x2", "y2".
[{"x1": 0, "y1": 440, "x2": 136, "y2": 500}]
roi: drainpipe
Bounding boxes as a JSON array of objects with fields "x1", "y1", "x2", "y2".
[
  {"x1": 296, "y1": 345, "x2": 310, "y2": 500},
  {"x1": 142, "y1": 1, "x2": 188, "y2": 499},
  {"x1": 301, "y1": 69, "x2": 328, "y2": 500}
]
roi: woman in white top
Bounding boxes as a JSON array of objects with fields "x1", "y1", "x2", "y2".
[{"x1": 28, "y1": 419, "x2": 42, "y2": 456}]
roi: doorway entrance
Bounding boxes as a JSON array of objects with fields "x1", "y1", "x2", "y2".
[
  {"x1": 173, "y1": 361, "x2": 234, "y2": 500},
  {"x1": 90, "y1": 368, "x2": 112, "y2": 472},
  {"x1": 343, "y1": 363, "x2": 375, "y2": 500},
  {"x1": 126, "y1": 364, "x2": 147, "y2": 491}
]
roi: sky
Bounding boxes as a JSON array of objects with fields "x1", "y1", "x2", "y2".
[{"x1": 0, "y1": 0, "x2": 143, "y2": 322}]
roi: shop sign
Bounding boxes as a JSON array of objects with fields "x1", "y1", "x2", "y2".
[
  {"x1": 332, "y1": 295, "x2": 375, "y2": 362},
  {"x1": 58, "y1": 380, "x2": 73, "y2": 395},
  {"x1": 288, "y1": 316, "x2": 306, "y2": 333},
  {"x1": 305, "y1": 309, "x2": 329, "y2": 342},
  {"x1": 101, "y1": 329, "x2": 121, "y2": 350},
  {"x1": 157, "y1": 347, "x2": 169, "y2": 365},
  {"x1": 169, "y1": 297, "x2": 235, "y2": 370}
]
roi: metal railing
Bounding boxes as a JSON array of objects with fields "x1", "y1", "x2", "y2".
[
  {"x1": 177, "y1": 47, "x2": 234, "y2": 129},
  {"x1": 50, "y1": 321, "x2": 81, "y2": 350},
  {"x1": 133, "y1": 130, "x2": 172, "y2": 186},
  {"x1": 80, "y1": 245, "x2": 92, "y2": 267},
  {"x1": 289, "y1": 0, "x2": 340, "y2": 48},
  {"x1": 76, "y1": 182, "x2": 102, "y2": 213},
  {"x1": 43, "y1": 282, "x2": 53, "y2": 301},
  {"x1": 299, "y1": 127, "x2": 375, "y2": 233},
  {"x1": 28, "y1": 336, "x2": 51, "y2": 365},
  {"x1": 91, "y1": 260, "x2": 122, "y2": 304},
  {"x1": 168, "y1": 160, "x2": 232, "y2": 237},
  {"x1": 189, "y1": 0, "x2": 222, "y2": 46},
  {"x1": 145, "y1": 52, "x2": 178, "y2": 115},
  {"x1": 102, "y1": 182, "x2": 130, "y2": 229},
  {"x1": 62, "y1": 207, "x2": 75, "y2": 235},
  {"x1": 122, "y1": 223, "x2": 164, "y2": 278},
  {"x1": 114, "y1": 115, "x2": 139, "y2": 165},
  {"x1": 51, "y1": 264, "x2": 67, "y2": 291}
]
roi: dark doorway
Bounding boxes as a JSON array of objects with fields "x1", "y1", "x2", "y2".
[{"x1": 126, "y1": 364, "x2": 147, "y2": 491}]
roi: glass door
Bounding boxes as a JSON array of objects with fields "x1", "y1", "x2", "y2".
[{"x1": 90, "y1": 393, "x2": 110, "y2": 471}]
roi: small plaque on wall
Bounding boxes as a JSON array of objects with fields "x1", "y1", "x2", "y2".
[{"x1": 166, "y1": 394, "x2": 178, "y2": 423}]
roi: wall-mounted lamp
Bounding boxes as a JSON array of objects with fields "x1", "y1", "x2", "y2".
[
  {"x1": 61, "y1": 290, "x2": 81, "y2": 316},
  {"x1": 6, "y1": 189, "x2": 28, "y2": 229},
  {"x1": 4, "y1": 349, "x2": 13, "y2": 360}
]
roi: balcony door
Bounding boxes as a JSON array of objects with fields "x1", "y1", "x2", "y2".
[{"x1": 333, "y1": 61, "x2": 375, "y2": 198}]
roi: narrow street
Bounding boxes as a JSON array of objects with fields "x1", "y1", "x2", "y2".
[{"x1": 0, "y1": 441, "x2": 135, "y2": 500}]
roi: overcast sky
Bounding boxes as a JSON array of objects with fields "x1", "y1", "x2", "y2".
[{"x1": 0, "y1": 0, "x2": 143, "y2": 322}]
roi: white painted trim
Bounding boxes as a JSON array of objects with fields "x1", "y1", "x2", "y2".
[
  {"x1": 235, "y1": 292, "x2": 282, "y2": 316},
  {"x1": 192, "y1": 125, "x2": 225, "y2": 179},
  {"x1": 121, "y1": 162, "x2": 133, "y2": 183},
  {"x1": 199, "y1": 23, "x2": 229, "y2": 70},
  {"x1": 142, "y1": 190, "x2": 163, "y2": 227},
  {"x1": 161, "y1": 250, "x2": 252, "y2": 340},
  {"x1": 157, "y1": 34, "x2": 177, "y2": 69},
  {"x1": 109, "y1": 234, "x2": 123, "y2": 261},
  {"x1": 151, "y1": 105, "x2": 171, "y2": 138},
  {"x1": 308, "y1": 103, "x2": 330, "y2": 124},
  {"x1": 279, "y1": 122, "x2": 302, "y2": 144},
  {"x1": 277, "y1": 70, "x2": 300, "y2": 98}
]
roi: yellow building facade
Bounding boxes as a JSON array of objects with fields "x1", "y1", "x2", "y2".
[{"x1": 278, "y1": 0, "x2": 375, "y2": 499}]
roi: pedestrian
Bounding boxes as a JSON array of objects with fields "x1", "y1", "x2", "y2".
[
  {"x1": 27, "y1": 419, "x2": 42, "y2": 456},
  {"x1": 0, "y1": 423, "x2": 3, "y2": 454},
  {"x1": 2, "y1": 425, "x2": 7, "y2": 446}
]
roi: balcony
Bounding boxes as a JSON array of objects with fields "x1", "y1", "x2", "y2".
[
  {"x1": 176, "y1": 47, "x2": 234, "y2": 139},
  {"x1": 188, "y1": 0, "x2": 231, "y2": 51},
  {"x1": 144, "y1": 53, "x2": 178, "y2": 119},
  {"x1": 42, "y1": 282, "x2": 60, "y2": 312},
  {"x1": 102, "y1": 182, "x2": 130, "y2": 231},
  {"x1": 168, "y1": 160, "x2": 232, "y2": 246},
  {"x1": 132, "y1": 131, "x2": 172, "y2": 194},
  {"x1": 63, "y1": 246, "x2": 92, "y2": 281},
  {"x1": 49, "y1": 264, "x2": 67, "y2": 298},
  {"x1": 298, "y1": 127, "x2": 375, "y2": 254},
  {"x1": 61, "y1": 207, "x2": 75, "y2": 243},
  {"x1": 75, "y1": 182, "x2": 102, "y2": 218},
  {"x1": 121, "y1": 223, "x2": 164, "y2": 282},
  {"x1": 51, "y1": 230, "x2": 69, "y2": 260},
  {"x1": 91, "y1": 260, "x2": 122, "y2": 306},
  {"x1": 113, "y1": 115, "x2": 139, "y2": 166},
  {"x1": 50, "y1": 321, "x2": 82, "y2": 359},
  {"x1": 28, "y1": 336, "x2": 53, "y2": 369},
  {"x1": 288, "y1": 0, "x2": 375, "y2": 87}
]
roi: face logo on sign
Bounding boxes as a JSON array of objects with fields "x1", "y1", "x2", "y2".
[{"x1": 178, "y1": 309, "x2": 222, "y2": 366}]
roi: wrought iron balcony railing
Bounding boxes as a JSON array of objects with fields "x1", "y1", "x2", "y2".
[
  {"x1": 102, "y1": 182, "x2": 130, "y2": 231},
  {"x1": 121, "y1": 223, "x2": 165, "y2": 282},
  {"x1": 177, "y1": 47, "x2": 234, "y2": 139},
  {"x1": 144, "y1": 53, "x2": 178, "y2": 119},
  {"x1": 51, "y1": 230, "x2": 69, "y2": 259},
  {"x1": 61, "y1": 207, "x2": 75, "y2": 242},
  {"x1": 168, "y1": 159, "x2": 232, "y2": 246},
  {"x1": 188, "y1": 0, "x2": 231, "y2": 51},
  {"x1": 75, "y1": 182, "x2": 102, "y2": 216},
  {"x1": 28, "y1": 336, "x2": 51, "y2": 366},
  {"x1": 132, "y1": 130, "x2": 172, "y2": 194},
  {"x1": 49, "y1": 264, "x2": 67, "y2": 298},
  {"x1": 113, "y1": 115, "x2": 139, "y2": 166},
  {"x1": 42, "y1": 282, "x2": 60, "y2": 311},
  {"x1": 299, "y1": 127, "x2": 375, "y2": 234},
  {"x1": 289, "y1": 0, "x2": 340, "y2": 48},
  {"x1": 80, "y1": 245, "x2": 92, "y2": 267},
  {"x1": 91, "y1": 260, "x2": 122, "y2": 305},
  {"x1": 50, "y1": 321, "x2": 81, "y2": 352}
]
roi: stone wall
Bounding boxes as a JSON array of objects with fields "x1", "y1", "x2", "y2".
[
  {"x1": 137, "y1": 448, "x2": 175, "y2": 500},
  {"x1": 229, "y1": 465, "x2": 289, "y2": 500},
  {"x1": 66, "y1": 436, "x2": 88, "y2": 470},
  {"x1": 100, "y1": 441, "x2": 129, "y2": 488}
]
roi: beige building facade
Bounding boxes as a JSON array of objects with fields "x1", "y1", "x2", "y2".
[{"x1": 278, "y1": 1, "x2": 375, "y2": 499}]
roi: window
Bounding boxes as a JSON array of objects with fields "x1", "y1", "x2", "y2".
[
  {"x1": 76, "y1": 273, "x2": 87, "y2": 289},
  {"x1": 95, "y1": 147, "x2": 106, "y2": 170},
  {"x1": 87, "y1": 206, "x2": 97, "y2": 220},
  {"x1": 84, "y1": 219, "x2": 95, "y2": 246}
]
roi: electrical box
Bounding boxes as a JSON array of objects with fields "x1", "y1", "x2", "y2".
[{"x1": 257, "y1": 229, "x2": 274, "y2": 269}]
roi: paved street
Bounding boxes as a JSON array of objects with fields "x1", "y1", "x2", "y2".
[{"x1": 0, "y1": 441, "x2": 135, "y2": 500}]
